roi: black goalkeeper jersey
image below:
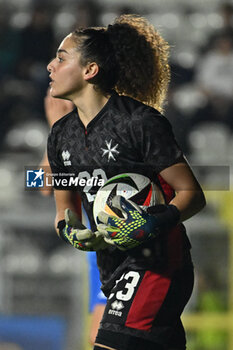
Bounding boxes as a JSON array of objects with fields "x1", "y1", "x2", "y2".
[{"x1": 47, "y1": 91, "x2": 190, "y2": 287}]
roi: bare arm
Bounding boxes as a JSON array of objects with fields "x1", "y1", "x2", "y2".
[
  {"x1": 39, "y1": 92, "x2": 74, "y2": 196},
  {"x1": 159, "y1": 161, "x2": 206, "y2": 222},
  {"x1": 89, "y1": 305, "x2": 106, "y2": 345}
]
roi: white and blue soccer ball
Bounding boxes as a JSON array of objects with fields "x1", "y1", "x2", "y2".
[{"x1": 93, "y1": 173, "x2": 164, "y2": 225}]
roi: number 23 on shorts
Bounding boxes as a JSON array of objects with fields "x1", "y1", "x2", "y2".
[{"x1": 102, "y1": 271, "x2": 142, "y2": 325}]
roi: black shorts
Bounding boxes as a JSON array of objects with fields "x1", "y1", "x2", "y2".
[{"x1": 96, "y1": 267, "x2": 194, "y2": 350}]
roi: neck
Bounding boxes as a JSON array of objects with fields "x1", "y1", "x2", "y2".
[{"x1": 72, "y1": 87, "x2": 111, "y2": 128}]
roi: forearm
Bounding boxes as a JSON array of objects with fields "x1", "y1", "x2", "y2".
[
  {"x1": 170, "y1": 189, "x2": 206, "y2": 223},
  {"x1": 55, "y1": 212, "x2": 66, "y2": 236},
  {"x1": 54, "y1": 190, "x2": 77, "y2": 234},
  {"x1": 159, "y1": 161, "x2": 206, "y2": 223}
]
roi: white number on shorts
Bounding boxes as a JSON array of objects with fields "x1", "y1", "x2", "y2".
[{"x1": 116, "y1": 271, "x2": 140, "y2": 301}]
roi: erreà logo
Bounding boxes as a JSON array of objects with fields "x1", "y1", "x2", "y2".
[
  {"x1": 111, "y1": 300, "x2": 124, "y2": 311},
  {"x1": 62, "y1": 150, "x2": 71, "y2": 166},
  {"x1": 108, "y1": 300, "x2": 124, "y2": 317}
]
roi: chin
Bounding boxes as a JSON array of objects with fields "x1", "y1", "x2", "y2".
[
  {"x1": 50, "y1": 87, "x2": 71, "y2": 100},
  {"x1": 50, "y1": 89, "x2": 64, "y2": 99}
]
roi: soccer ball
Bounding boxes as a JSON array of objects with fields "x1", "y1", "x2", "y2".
[{"x1": 93, "y1": 173, "x2": 164, "y2": 225}]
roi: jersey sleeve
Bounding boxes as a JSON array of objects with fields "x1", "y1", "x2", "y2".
[{"x1": 135, "y1": 109, "x2": 184, "y2": 174}]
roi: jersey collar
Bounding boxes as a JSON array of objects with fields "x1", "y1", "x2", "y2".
[{"x1": 76, "y1": 91, "x2": 117, "y2": 131}]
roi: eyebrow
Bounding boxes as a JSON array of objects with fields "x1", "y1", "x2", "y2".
[{"x1": 57, "y1": 49, "x2": 69, "y2": 54}]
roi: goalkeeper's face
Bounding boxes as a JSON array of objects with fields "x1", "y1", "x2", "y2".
[{"x1": 47, "y1": 34, "x2": 86, "y2": 100}]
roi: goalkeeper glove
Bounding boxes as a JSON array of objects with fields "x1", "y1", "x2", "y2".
[
  {"x1": 57, "y1": 208, "x2": 108, "y2": 251},
  {"x1": 97, "y1": 196, "x2": 180, "y2": 251}
]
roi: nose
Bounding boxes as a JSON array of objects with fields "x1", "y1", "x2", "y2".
[{"x1": 47, "y1": 58, "x2": 55, "y2": 73}]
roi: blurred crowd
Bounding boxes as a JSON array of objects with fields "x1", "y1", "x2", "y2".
[
  {"x1": 0, "y1": 0, "x2": 233, "y2": 157},
  {"x1": 0, "y1": 2, "x2": 232, "y2": 349}
]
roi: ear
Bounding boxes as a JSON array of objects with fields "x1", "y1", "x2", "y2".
[{"x1": 83, "y1": 62, "x2": 99, "y2": 81}]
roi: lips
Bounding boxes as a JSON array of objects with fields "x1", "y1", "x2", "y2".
[
  {"x1": 49, "y1": 77, "x2": 55, "y2": 86},
  {"x1": 49, "y1": 75, "x2": 54, "y2": 83}
]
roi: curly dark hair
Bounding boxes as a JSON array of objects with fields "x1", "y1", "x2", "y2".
[{"x1": 72, "y1": 14, "x2": 170, "y2": 112}]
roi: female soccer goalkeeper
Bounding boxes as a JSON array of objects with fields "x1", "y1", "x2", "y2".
[{"x1": 47, "y1": 14, "x2": 206, "y2": 350}]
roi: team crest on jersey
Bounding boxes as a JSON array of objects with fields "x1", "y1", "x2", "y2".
[
  {"x1": 62, "y1": 150, "x2": 71, "y2": 166},
  {"x1": 101, "y1": 139, "x2": 119, "y2": 162}
]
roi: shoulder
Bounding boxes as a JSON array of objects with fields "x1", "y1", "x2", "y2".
[
  {"x1": 112, "y1": 92, "x2": 166, "y2": 124},
  {"x1": 51, "y1": 108, "x2": 77, "y2": 133},
  {"x1": 48, "y1": 109, "x2": 77, "y2": 141},
  {"x1": 115, "y1": 96, "x2": 171, "y2": 131}
]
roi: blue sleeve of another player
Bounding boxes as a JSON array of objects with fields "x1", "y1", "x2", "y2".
[
  {"x1": 82, "y1": 203, "x2": 107, "y2": 312},
  {"x1": 87, "y1": 252, "x2": 107, "y2": 313}
]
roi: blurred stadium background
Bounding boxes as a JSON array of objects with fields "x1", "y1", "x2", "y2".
[{"x1": 0, "y1": 0, "x2": 232, "y2": 349}]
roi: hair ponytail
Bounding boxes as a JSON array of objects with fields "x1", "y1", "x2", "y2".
[
  {"x1": 72, "y1": 15, "x2": 170, "y2": 111},
  {"x1": 107, "y1": 15, "x2": 170, "y2": 112}
]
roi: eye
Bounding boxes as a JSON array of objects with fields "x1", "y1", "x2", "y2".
[{"x1": 57, "y1": 56, "x2": 64, "y2": 63}]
